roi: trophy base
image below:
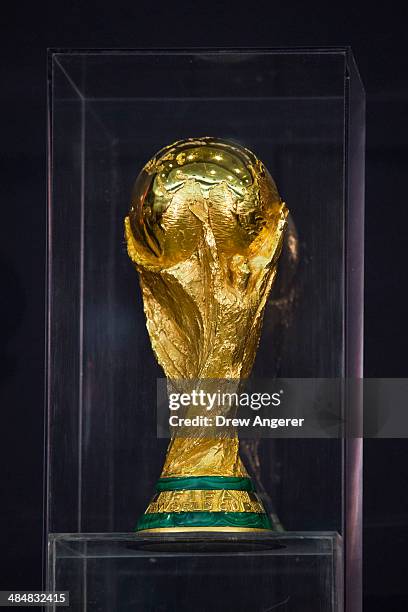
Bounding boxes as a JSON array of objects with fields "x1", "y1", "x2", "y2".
[
  {"x1": 135, "y1": 510, "x2": 273, "y2": 532},
  {"x1": 136, "y1": 477, "x2": 273, "y2": 532},
  {"x1": 48, "y1": 531, "x2": 343, "y2": 611},
  {"x1": 139, "y1": 526, "x2": 270, "y2": 533}
]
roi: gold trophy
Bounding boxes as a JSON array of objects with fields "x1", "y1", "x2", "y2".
[{"x1": 125, "y1": 137, "x2": 287, "y2": 532}]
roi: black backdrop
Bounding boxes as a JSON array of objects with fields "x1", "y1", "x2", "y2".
[{"x1": 1, "y1": 2, "x2": 408, "y2": 610}]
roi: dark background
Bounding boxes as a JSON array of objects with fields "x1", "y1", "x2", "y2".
[{"x1": 1, "y1": 2, "x2": 407, "y2": 610}]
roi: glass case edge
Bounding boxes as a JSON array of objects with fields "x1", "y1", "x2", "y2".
[
  {"x1": 344, "y1": 48, "x2": 365, "y2": 612},
  {"x1": 46, "y1": 45, "x2": 352, "y2": 57}
]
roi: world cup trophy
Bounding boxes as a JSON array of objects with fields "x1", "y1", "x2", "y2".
[{"x1": 125, "y1": 137, "x2": 288, "y2": 532}]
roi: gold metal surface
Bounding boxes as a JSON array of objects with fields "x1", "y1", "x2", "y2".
[
  {"x1": 146, "y1": 489, "x2": 264, "y2": 514},
  {"x1": 125, "y1": 137, "x2": 287, "y2": 496},
  {"x1": 138, "y1": 527, "x2": 269, "y2": 533}
]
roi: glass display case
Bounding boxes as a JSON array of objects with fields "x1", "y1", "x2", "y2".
[
  {"x1": 49, "y1": 532, "x2": 343, "y2": 611},
  {"x1": 46, "y1": 48, "x2": 364, "y2": 611}
]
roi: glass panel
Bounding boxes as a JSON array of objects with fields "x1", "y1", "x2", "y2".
[{"x1": 49, "y1": 532, "x2": 343, "y2": 612}]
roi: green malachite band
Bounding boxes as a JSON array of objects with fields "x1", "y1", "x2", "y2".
[
  {"x1": 156, "y1": 476, "x2": 255, "y2": 492},
  {"x1": 136, "y1": 511, "x2": 272, "y2": 531}
]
